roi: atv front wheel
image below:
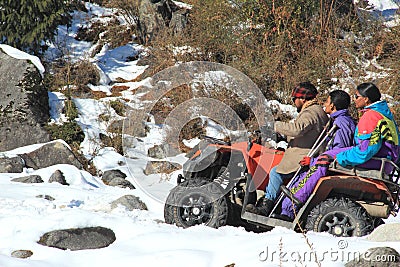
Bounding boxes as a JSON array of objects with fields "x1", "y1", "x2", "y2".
[
  {"x1": 305, "y1": 197, "x2": 373, "y2": 237},
  {"x1": 164, "y1": 178, "x2": 229, "y2": 228}
]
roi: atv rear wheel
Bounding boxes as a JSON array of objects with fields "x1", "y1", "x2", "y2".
[
  {"x1": 305, "y1": 197, "x2": 373, "y2": 237},
  {"x1": 164, "y1": 178, "x2": 229, "y2": 228}
]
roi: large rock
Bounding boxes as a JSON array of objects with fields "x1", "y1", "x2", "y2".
[
  {"x1": 0, "y1": 49, "x2": 50, "y2": 151},
  {"x1": 11, "y1": 175, "x2": 44, "y2": 183},
  {"x1": 37, "y1": 227, "x2": 116, "y2": 251},
  {"x1": 110, "y1": 195, "x2": 147, "y2": 211},
  {"x1": 144, "y1": 161, "x2": 181, "y2": 175},
  {"x1": 137, "y1": 0, "x2": 189, "y2": 43},
  {"x1": 18, "y1": 141, "x2": 83, "y2": 170},
  {"x1": 101, "y1": 169, "x2": 135, "y2": 189},
  {"x1": 0, "y1": 155, "x2": 24, "y2": 173}
]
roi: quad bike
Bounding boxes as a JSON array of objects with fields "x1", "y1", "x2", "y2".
[{"x1": 163, "y1": 128, "x2": 400, "y2": 237}]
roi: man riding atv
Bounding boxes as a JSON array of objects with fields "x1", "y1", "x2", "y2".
[{"x1": 164, "y1": 83, "x2": 400, "y2": 237}]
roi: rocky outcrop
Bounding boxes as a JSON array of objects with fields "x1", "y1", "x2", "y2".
[
  {"x1": 0, "y1": 141, "x2": 84, "y2": 174},
  {"x1": 0, "y1": 49, "x2": 50, "y2": 151},
  {"x1": 137, "y1": 0, "x2": 189, "y2": 44},
  {"x1": 0, "y1": 155, "x2": 24, "y2": 173},
  {"x1": 37, "y1": 227, "x2": 116, "y2": 251}
]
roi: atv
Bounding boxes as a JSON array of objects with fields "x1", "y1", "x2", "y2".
[{"x1": 164, "y1": 129, "x2": 400, "y2": 237}]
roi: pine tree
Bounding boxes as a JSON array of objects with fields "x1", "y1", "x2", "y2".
[{"x1": 0, "y1": 0, "x2": 75, "y2": 55}]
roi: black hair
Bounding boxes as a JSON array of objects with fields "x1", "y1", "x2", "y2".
[
  {"x1": 357, "y1": 82, "x2": 381, "y2": 103},
  {"x1": 329, "y1": 90, "x2": 350, "y2": 110}
]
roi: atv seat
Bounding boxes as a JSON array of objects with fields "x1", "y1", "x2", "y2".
[{"x1": 329, "y1": 157, "x2": 400, "y2": 187}]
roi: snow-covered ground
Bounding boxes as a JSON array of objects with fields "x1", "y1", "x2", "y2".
[{"x1": 0, "y1": 1, "x2": 400, "y2": 267}]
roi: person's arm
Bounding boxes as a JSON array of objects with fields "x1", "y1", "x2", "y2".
[
  {"x1": 275, "y1": 110, "x2": 314, "y2": 137},
  {"x1": 336, "y1": 111, "x2": 382, "y2": 166},
  {"x1": 330, "y1": 120, "x2": 355, "y2": 149}
]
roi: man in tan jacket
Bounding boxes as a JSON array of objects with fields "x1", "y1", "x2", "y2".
[{"x1": 247, "y1": 82, "x2": 329, "y2": 216}]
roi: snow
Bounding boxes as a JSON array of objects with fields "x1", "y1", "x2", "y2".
[
  {"x1": 0, "y1": 1, "x2": 400, "y2": 267},
  {"x1": 0, "y1": 44, "x2": 45, "y2": 77}
]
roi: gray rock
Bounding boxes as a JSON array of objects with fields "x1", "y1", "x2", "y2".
[
  {"x1": 11, "y1": 175, "x2": 43, "y2": 183},
  {"x1": 110, "y1": 195, "x2": 147, "y2": 211},
  {"x1": 122, "y1": 113, "x2": 148, "y2": 138},
  {"x1": 101, "y1": 169, "x2": 135, "y2": 189},
  {"x1": 169, "y1": 8, "x2": 189, "y2": 34},
  {"x1": 0, "y1": 155, "x2": 24, "y2": 173},
  {"x1": 49, "y1": 169, "x2": 69, "y2": 185},
  {"x1": 0, "y1": 49, "x2": 50, "y2": 152},
  {"x1": 148, "y1": 144, "x2": 167, "y2": 159},
  {"x1": 102, "y1": 169, "x2": 127, "y2": 184},
  {"x1": 11, "y1": 250, "x2": 33, "y2": 259},
  {"x1": 108, "y1": 177, "x2": 135, "y2": 189},
  {"x1": 18, "y1": 141, "x2": 83, "y2": 170},
  {"x1": 137, "y1": 0, "x2": 189, "y2": 43},
  {"x1": 345, "y1": 247, "x2": 399, "y2": 267},
  {"x1": 37, "y1": 227, "x2": 116, "y2": 251},
  {"x1": 144, "y1": 161, "x2": 181, "y2": 175},
  {"x1": 36, "y1": 194, "x2": 55, "y2": 201},
  {"x1": 367, "y1": 223, "x2": 400, "y2": 242}
]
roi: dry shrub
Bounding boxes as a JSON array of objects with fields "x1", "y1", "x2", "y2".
[
  {"x1": 48, "y1": 59, "x2": 100, "y2": 97},
  {"x1": 111, "y1": 85, "x2": 130, "y2": 96},
  {"x1": 150, "y1": 84, "x2": 193, "y2": 124},
  {"x1": 92, "y1": 91, "x2": 108, "y2": 99},
  {"x1": 139, "y1": 0, "x2": 362, "y2": 104}
]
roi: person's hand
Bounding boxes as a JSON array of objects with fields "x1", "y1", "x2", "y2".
[
  {"x1": 275, "y1": 132, "x2": 287, "y2": 142},
  {"x1": 299, "y1": 156, "x2": 311, "y2": 166},
  {"x1": 315, "y1": 154, "x2": 335, "y2": 167}
]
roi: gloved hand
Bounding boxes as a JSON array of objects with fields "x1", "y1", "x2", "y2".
[
  {"x1": 315, "y1": 154, "x2": 335, "y2": 167},
  {"x1": 275, "y1": 132, "x2": 287, "y2": 143},
  {"x1": 299, "y1": 156, "x2": 311, "y2": 166}
]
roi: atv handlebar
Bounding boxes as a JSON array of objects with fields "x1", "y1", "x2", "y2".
[{"x1": 202, "y1": 135, "x2": 231, "y2": 146}]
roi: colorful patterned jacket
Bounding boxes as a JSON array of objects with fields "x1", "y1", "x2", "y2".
[{"x1": 336, "y1": 100, "x2": 400, "y2": 171}]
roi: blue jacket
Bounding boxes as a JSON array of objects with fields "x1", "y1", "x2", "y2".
[
  {"x1": 326, "y1": 109, "x2": 356, "y2": 150},
  {"x1": 336, "y1": 100, "x2": 400, "y2": 168}
]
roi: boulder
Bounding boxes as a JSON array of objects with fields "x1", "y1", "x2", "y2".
[
  {"x1": 102, "y1": 169, "x2": 127, "y2": 184},
  {"x1": 11, "y1": 175, "x2": 43, "y2": 183},
  {"x1": 0, "y1": 49, "x2": 50, "y2": 151},
  {"x1": 144, "y1": 161, "x2": 181, "y2": 175},
  {"x1": 37, "y1": 226, "x2": 116, "y2": 251},
  {"x1": 108, "y1": 177, "x2": 135, "y2": 189},
  {"x1": 0, "y1": 155, "x2": 24, "y2": 173},
  {"x1": 148, "y1": 144, "x2": 168, "y2": 159},
  {"x1": 18, "y1": 141, "x2": 83, "y2": 170},
  {"x1": 102, "y1": 169, "x2": 135, "y2": 189},
  {"x1": 49, "y1": 169, "x2": 69, "y2": 185},
  {"x1": 137, "y1": 0, "x2": 189, "y2": 43},
  {"x1": 110, "y1": 195, "x2": 147, "y2": 211}
]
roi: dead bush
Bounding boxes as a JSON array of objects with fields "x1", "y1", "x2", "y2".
[{"x1": 48, "y1": 59, "x2": 100, "y2": 97}]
